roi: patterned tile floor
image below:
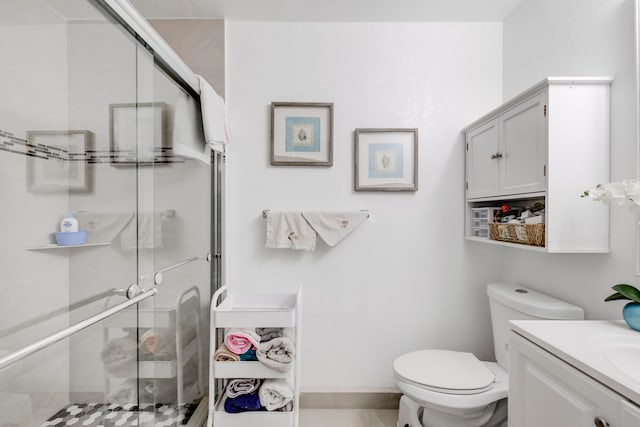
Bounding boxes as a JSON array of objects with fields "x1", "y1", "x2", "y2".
[{"x1": 41, "y1": 403, "x2": 197, "y2": 427}]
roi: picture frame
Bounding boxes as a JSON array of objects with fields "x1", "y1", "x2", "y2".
[
  {"x1": 109, "y1": 102, "x2": 167, "y2": 166},
  {"x1": 26, "y1": 130, "x2": 93, "y2": 193},
  {"x1": 271, "y1": 102, "x2": 333, "y2": 166},
  {"x1": 354, "y1": 128, "x2": 418, "y2": 192}
]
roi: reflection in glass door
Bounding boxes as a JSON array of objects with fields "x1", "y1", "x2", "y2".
[{"x1": 0, "y1": 1, "x2": 212, "y2": 425}]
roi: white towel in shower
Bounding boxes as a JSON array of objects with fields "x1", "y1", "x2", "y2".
[
  {"x1": 119, "y1": 212, "x2": 163, "y2": 252},
  {"x1": 302, "y1": 211, "x2": 369, "y2": 247},
  {"x1": 74, "y1": 211, "x2": 135, "y2": 243},
  {"x1": 197, "y1": 75, "x2": 228, "y2": 153},
  {"x1": 265, "y1": 212, "x2": 317, "y2": 251}
]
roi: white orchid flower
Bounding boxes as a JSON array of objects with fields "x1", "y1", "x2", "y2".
[{"x1": 584, "y1": 179, "x2": 640, "y2": 207}]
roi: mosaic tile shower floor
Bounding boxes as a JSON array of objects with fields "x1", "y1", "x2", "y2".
[{"x1": 41, "y1": 403, "x2": 197, "y2": 427}]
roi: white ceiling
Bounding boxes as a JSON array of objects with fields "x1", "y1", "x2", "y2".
[
  {"x1": 129, "y1": 0, "x2": 525, "y2": 22},
  {"x1": 0, "y1": 0, "x2": 525, "y2": 26}
]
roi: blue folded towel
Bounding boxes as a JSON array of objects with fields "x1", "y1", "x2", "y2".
[
  {"x1": 224, "y1": 392, "x2": 262, "y2": 413},
  {"x1": 240, "y1": 348, "x2": 258, "y2": 361}
]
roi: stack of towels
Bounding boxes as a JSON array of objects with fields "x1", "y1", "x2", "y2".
[
  {"x1": 223, "y1": 378, "x2": 294, "y2": 413},
  {"x1": 213, "y1": 327, "x2": 295, "y2": 372}
]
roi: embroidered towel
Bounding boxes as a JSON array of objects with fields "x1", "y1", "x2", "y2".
[
  {"x1": 265, "y1": 212, "x2": 317, "y2": 251},
  {"x1": 258, "y1": 379, "x2": 294, "y2": 411},
  {"x1": 302, "y1": 211, "x2": 369, "y2": 246},
  {"x1": 224, "y1": 328, "x2": 260, "y2": 355},
  {"x1": 197, "y1": 75, "x2": 228, "y2": 153}
]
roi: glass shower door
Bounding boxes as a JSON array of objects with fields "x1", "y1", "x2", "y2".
[{"x1": 0, "y1": 0, "x2": 211, "y2": 425}]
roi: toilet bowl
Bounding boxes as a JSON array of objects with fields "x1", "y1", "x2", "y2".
[
  {"x1": 394, "y1": 350, "x2": 508, "y2": 427},
  {"x1": 393, "y1": 282, "x2": 585, "y2": 427}
]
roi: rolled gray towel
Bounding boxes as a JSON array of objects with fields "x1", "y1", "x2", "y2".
[
  {"x1": 256, "y1": 327, "x2": 283, "y2": 341},
  {"x1": 256, "y1": 336, "x2": 295, "y2": 372},
  {"x1": 226, "y1": 378, "x2": 262, "y2": 398}
]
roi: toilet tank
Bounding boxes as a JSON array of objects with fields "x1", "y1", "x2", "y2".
[{"x1": 487, "y1": 282, "x2": 584, "y2": 370}]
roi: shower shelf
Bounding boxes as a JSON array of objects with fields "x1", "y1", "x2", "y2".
[{"x1": 26, "y1": 242, "x2": 111, "y2": 250}]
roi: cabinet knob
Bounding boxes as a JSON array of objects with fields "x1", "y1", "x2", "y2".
[{"x1": 594, "y1": 416, "x2": 609, "y2": 427}]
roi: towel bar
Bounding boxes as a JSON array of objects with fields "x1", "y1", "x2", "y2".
[{"x1": 262, "y1": 209, "x2": 370, "y2": 219}]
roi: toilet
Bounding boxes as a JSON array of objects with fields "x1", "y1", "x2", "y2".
[{"x1": 393, "y1": 282, "x2": 584, "y2": 427}]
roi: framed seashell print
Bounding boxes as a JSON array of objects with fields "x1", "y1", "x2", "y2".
[
  {"x1": 354, "y1": 128, "x2": 418, "y2": 191},
  {"x1": 271, "y1": 102, "x2": 333, "y2": 166}
]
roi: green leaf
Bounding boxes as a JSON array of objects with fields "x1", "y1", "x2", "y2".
[
  {"x1": 604, "y1": 292, "x2": 629, "y2": 302},
  {"x1": 611, "y1": 284, "x2": 640, "y2": 304}
]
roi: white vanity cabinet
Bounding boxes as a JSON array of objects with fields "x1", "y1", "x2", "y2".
[
  {"x1": 464, "y1": 77, "x2": 612, "y2": 252},
  {"x1": 509, "y1": 322, "x2": 640, "y2": 427}
]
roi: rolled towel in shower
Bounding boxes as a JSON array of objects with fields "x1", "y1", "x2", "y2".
[
  {"x1": 214, "y1": 343, "x2": 240, "y2": 362},
  {"x1": 224, "y1": 393, "x2": 262, "y2": 413},
  {"x1": 225, "y1": 378, "x2": 262, "y2": 398},
  {"x1": 108, "y1": 379, "x2": 138, "y2": 404},
  {"x1": 256, "y1": 336, "x2": 295, "y2": 372},
  {"x1": 224, "y1": 328, "x2": 260, "y2": 355},
  {"x1": 258, "y1": 379, "x2": 294, "y2": 411},
  {"x1": 256, "y1": 327, "x2": 284, "y2": 341},
  {"x1": 101, "y1": 336, "x2": 137, "y2": 377}
]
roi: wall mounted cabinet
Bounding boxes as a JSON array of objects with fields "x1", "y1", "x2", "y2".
[{"x1": 464, "y1": 77, "x2": 612, "y2": 252}]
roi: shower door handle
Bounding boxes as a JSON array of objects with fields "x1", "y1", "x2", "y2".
[{"x1": 0, "y1": 287, "x2": 157, "y2": 372}]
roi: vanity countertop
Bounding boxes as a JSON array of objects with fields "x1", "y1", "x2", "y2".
[{"x1": 510, "y1": 320, "x2": 640, "y2": 406}]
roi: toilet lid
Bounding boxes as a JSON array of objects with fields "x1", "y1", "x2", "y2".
[{"x1": 393, "y1": 350, "x2": 495, "y2": 394}]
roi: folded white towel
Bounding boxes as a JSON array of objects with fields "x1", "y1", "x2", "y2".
[
  {"x1": 265, "y1": 212, "x2": 317, "y2": 251},
  {"x1": 302, "y1": 211, "x2": 369, "y2": 246},
  {"x1": 197, "y1": 75, "x2": 228, "y2": 153},
  {"x1": 259, "y1": 379, "x2": 294, "y2": 411}
]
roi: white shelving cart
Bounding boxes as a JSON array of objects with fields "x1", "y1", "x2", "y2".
[
  {"x1": 102, "y1": 286, "x2": 204, "y2": 405},
  {"x1": 208, "y1": 285, "x2": 302, "y2": 427}
]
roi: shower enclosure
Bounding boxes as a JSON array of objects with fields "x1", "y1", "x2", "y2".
[{"x1": 0, "y1": 0, "x2": 222, "y2": 425}]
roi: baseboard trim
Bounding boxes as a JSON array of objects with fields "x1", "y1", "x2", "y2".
[{"x1": 299, "y1": 392, "x2": 402, "y2": 410}]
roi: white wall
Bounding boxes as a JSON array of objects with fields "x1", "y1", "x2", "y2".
[
  {"x1": 500, "y1": 0, "x2": 637, "y2": 318},
  {"x1": 226, "y1": 21, "x2": 504, "y2": 390}
]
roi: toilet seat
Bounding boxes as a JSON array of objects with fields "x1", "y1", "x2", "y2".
[
  {"x1": 395, "y1": 361, "x2": 508, "y2": 410},
  {"x1": 393, "y1": 350, "x2": 495, "y2": 395}
]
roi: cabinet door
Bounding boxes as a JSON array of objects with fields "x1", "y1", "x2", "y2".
[
  {"x1": 466, "y1": 119, "x2": 499, "y2": 199},
  {"x1": 500, "y1": 93, "x2": 547, "y2": 195},
  {"x1": 509, "y1": 332, "x2": 619, "y2": 427},
  {"x1": 621, "y1": 400, "x2": 640, "y2": 426}
]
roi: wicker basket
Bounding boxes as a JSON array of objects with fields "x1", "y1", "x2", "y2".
[{"x1": 488, "y1": 222, "x2": 545, "y2": 247}]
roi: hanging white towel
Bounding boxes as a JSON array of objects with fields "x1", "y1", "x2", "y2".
[
  {"x1": 172, "y1": 93, "x2": 209, "y2": 164},
  {"x1": 302, "y1": 211, "x2": 369, "y2": 247},
  {"x1": 265, "y1": 212, "x2": 317, "y2": 251},
  {"x1": 197, "y1": 75, "x2": 228, "y2": 153},
  {"x1": 119, "y1": 212, "x2": 163, "y2": 252},
  {"x1": 74, "y1": 211, "x2": 134, "y2": 243}
]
